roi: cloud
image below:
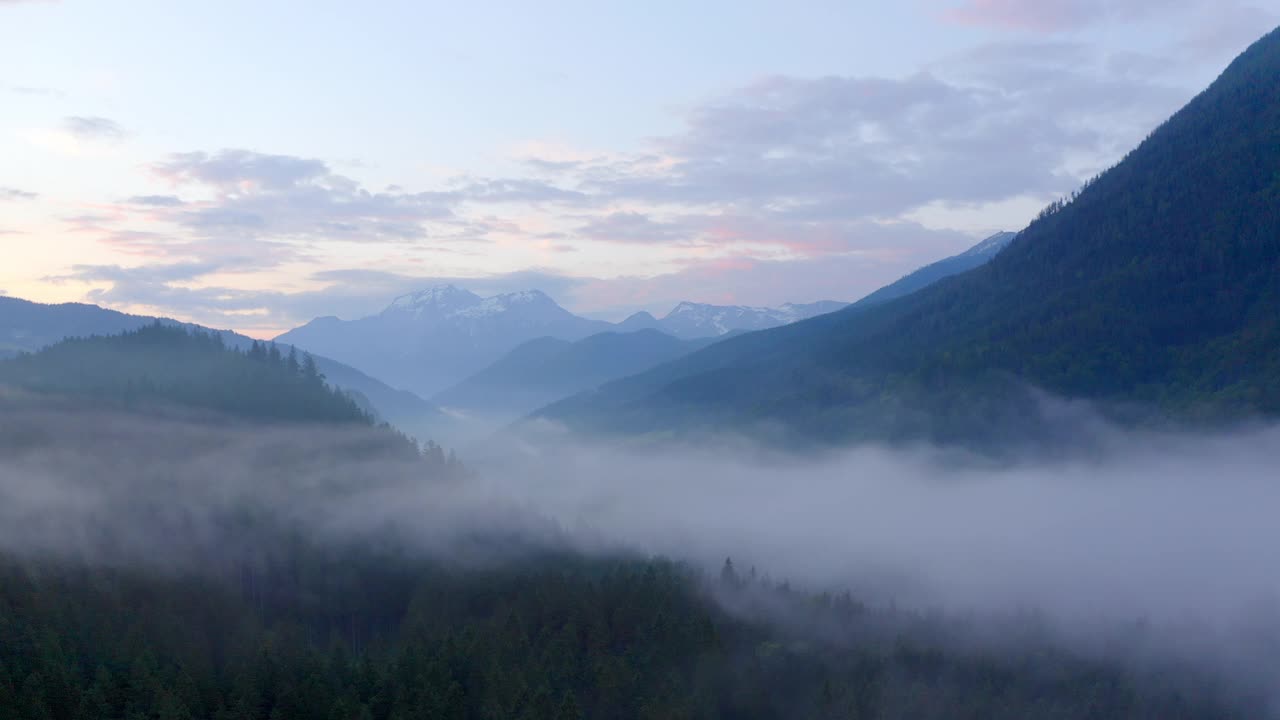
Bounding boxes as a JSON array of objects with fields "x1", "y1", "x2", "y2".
[
  {"x1": 49, "y1": 261, "x2": 224, "y2": 286},
  {"x1": 126, "y1": 194, "x2": 185, "y2": 207},
  {"x1": 154, "y1": 149, "x2": 326, "y2": 190},
  {"x1": 447, "y1": 177, "x2": 590, "y2": 205},
  {"x1": 514, "y1": 43, "x2": 1187, "y2": 264},
  {"x1": 941, "y1": 0, "x2": 1194, "y2": 32},
  {"x1": 145, "y1": 149, "x2": 457, "y2": 245},
  {"x1": 58, "y1": 150, "x2": 552, "y2": 329},
  {"x1": 576, "y1": 211, "x2": 690, "y2": 244},
  {"x1": 1181, "y1": 3, "x2": 1280, "y2": 58},
  {"x1": 600, "y1": 64, "x2": 1176, "y2": 215},
  {"x1": 521, "y1": 157, "x2": 584, "y2": 174},
  {"x1": 8, "y1": 85, "x2": 62, "y2": 97},
  {"x1": 61, "y1": 115, "x2": 127, "y2": 142},
  {"x1": 939, "y1": 0, "x2": 1280, "y2": 53},
  {"x1": 45, "y1": 262, "x2": 284, "y2": 330},
  {"x1": 0, "y1": 187, "x2": 38, "y2": 201},
  {"x1": 567, "y1": 228, "x2": 972, "y2": 316}
]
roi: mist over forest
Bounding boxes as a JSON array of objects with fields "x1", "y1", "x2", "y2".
[
  {"x1": 4, "y1": 5, "x2": 1280, "y2": 720},
  {"x1": 4, "y1": 387, "x2": 1280, "y2": 716}
]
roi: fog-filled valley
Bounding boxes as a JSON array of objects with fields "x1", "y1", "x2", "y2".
[
  {"x1": 5, "y1": 5, "x2": 1280, "y2": 719},
  {"x1": 4, "y1": 381, "x2": 1280, "y2": 717}
]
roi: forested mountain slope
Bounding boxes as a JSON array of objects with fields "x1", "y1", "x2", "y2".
[
  {"x1": 0, "y1": 296, "x2": 442, "y2": 430},
  {"x1": 0, "y1": 323, "x2": 466, "y2": 477},
  {"x1": 538, "y1": 27, "x2": 1280, "y2": 444},
  {"x1": 0, "y1": 324, "x2": 377, "y2": 425}
]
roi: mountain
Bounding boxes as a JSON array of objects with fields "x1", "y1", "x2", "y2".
[
  {"x1": 434, "y1": 328, "x2": 721, "y2": 419},
  {"x1": 0, "y1": 323, "x2": 378, "y2": 425},
  {"x1": 536, "y1": 28, "x2": 1280, "y2": 446},
  {"x1": 275, "y1": 281, "x2": 851, "y2": 396},
  {"x1": 276, "y1": 287, "x2": 612, "y2": 397},
  {"x1": 853, "y1": 231, "x2": 1017, "y2": 308},
  {"x1": 656, "y1": 300, "x2": 847, "y2": 339},
  {"x1": 0, "y1": 296, "x2": 441, "y2": 430},
  {"x1": 616, "y1": 310, "x2": 661, "y2": 332}
]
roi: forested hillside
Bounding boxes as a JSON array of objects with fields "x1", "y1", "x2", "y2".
[
  {"x1": 538, "y1": 27, "x2": 1280, "y2": 445},
  {"x1": 0, "y1": 324, "x2": 466, "y2": 478},
  {"x1": 0, "y1": 296, "x2": 443, "y2": 430},
  {"x1": 0, "y1": 323, "x2": 372, "y2": 425},
  {"x1": 0, "y1": 550, "x2": 1251, "y2": 719}
]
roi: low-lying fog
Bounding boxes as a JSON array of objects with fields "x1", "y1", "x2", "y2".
[
  {"x1": 3, "y1": 399, "x2": 1280, "y2": 700},
  {"x1": 483, "y1": 423, "x2": 1280, "y2": 624}
]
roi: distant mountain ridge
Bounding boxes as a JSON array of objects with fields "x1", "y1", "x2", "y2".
[
  {"x1": 0, "y1": 296, "x2": 441, "y2": 431},
  {"x1": 277, "y1": 288, "x2": 615, "y2": 397},
  {"x1": 276, "y1": 287, "x2": 849, "y2": 396},
  {"x1": 433, "y1": 328, "x2": 725, "y2": 420}
]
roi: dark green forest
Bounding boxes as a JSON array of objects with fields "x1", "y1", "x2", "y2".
[
  {"x1": 539, "y1": 26, "x2": 1280, "y2": 446},
  {"x1": 0, "y1": 327, "x2": 1262, "y2": 719},
  {"x1": 0, "y1": 550, "x2": 1257, "y2": 720}
]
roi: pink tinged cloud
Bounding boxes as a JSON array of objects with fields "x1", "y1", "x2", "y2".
[{"x1": 942, "y1": 0, "x2": 1188, "y2": 33}]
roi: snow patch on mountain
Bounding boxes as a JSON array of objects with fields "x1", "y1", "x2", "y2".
[
  {"x1": 384, "y1": 285, "x2": 482, "y2": 316},
  {"x1": 659, "y1": 300, "x2": 847, "y2": 338},
  {"x1": 454, "y1": 290, "x2": 555, "y2": 319}
]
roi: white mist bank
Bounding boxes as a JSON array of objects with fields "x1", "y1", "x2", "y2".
[
  {"x1": 3, "y1": 405, "x2": 1279, "y2": 623},
  {"x1": 469, "y1": 423, "x2": 1280, "y2": 706},
  {"x1": 472, "y1": 425, "x2": 1280, "y2": 624},
  {"x1": 3, "y1": 403, "x2": 1280, "y2": 699}
]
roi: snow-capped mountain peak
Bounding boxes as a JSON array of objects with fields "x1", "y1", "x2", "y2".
[
  {"x1": 499, "y1": 289, "x2": 552, "y2": 304},
  {"x1": 279, "y1": 287, "x2": 611, "y2": 396},
  {"x1": 384, "y1": 285, "x2": 482, "y2": 316},
  {"x1": 454, "y1": 290, "x2": 558, "y2": 319}
]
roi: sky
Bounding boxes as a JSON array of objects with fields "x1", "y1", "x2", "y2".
[{"x1": 1, "y1": 0, "x2": 1277, "y2": 337}]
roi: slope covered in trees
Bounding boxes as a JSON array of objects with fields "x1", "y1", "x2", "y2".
[
  {"x1": 0, "y1": 296, "x2": 443, "y2": 430},
  {"x1": 538, "y1": 27, "x2": 1280, "y2": 445},
  {"x1": 0, "y1": 549, "x2": 1252, "y2": 720},
  {"x1": 0, "y1": 323, "x2": 372, "y2": 425}
]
